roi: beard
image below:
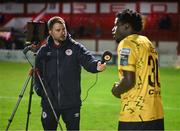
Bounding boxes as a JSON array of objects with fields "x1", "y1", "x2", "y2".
[{"x1": 54, "y1": 35, "x2": 67, "y2": 42}]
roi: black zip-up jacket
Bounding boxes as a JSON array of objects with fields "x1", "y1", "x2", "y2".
[{"x1": 34, "y1": 35, "x2": 99, "y2": 109}]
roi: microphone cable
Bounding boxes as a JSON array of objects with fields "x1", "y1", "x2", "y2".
[
  {"x1": 82, "y1": 50, "x2": 112, "y2": 102},
  {"x1": 82, "y1": 73, "x2": 98, "y2": 102}
]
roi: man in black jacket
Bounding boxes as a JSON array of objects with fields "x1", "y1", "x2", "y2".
[{"x1": 34, "y1": 16, "x2": 106, "y2": 130}]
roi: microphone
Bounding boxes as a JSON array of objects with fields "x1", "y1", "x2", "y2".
[{"x1": 101, "y1": 51, "x2": 112, "y2": 64}]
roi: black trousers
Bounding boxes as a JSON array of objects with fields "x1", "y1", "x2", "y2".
[
  {"x1": 41, "y1": 105, "x2": 80, "y2": 131},
  {"x1": 118, "y1": 119, "x2": 164, "y2": 130}
]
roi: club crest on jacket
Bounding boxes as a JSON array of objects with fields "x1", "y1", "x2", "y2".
[{"x1": 65, "y1": 49, "x2": 73, "y2": 56}]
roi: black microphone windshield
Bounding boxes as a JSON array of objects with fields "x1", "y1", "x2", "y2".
[{"x1": 101, "y1": 51, "x2": 112, "y2": 64}]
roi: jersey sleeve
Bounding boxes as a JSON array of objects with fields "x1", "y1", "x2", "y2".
[{"x1": 117, "y1": 39, "x2": 137, "y2": 72}]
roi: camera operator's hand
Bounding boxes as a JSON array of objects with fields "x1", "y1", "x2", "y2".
[{"x1": 97, "y1": 61, "x2": 106, "y2": 71}]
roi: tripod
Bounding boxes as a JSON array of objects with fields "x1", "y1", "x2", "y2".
[
  {"x1": 6, "y1": 52, "x2": 63, "y2": 131},
  {"x1": 6, "y1": 64, "x2": 36, "y2": 130}
]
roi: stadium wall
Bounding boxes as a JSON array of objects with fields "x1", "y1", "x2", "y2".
[{"x1": 0, "y1": 40, "x2": 179, "y2": 67}]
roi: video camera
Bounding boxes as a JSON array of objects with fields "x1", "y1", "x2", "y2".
[
  {"x1": 26, "y1": 21, "x2": 48, "y2": 45},
  {"x1": 24, "y1": 22, "x2": 48, "y2": 54}
]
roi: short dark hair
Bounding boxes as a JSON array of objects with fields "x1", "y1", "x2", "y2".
[
  {"x1": 116, "y1": 9, "x2": 143, "y2": 32},
  {"x1": 47, "y1": 16, "x2": 65, "y2": 30}
]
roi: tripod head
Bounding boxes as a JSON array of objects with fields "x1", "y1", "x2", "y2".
[{"x1": 23, "y1": 40, "x2": 47, "y2": 54}]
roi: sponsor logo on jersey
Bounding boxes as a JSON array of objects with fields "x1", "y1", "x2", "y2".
[
  {"x1": 120, "y1": 48, "x2": 130, "y2": 55},
  {"x1": 120, "y1": 48, "x2": 130, "y2": 65}
]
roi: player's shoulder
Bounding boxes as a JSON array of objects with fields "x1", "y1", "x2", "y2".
[
  {"x1": 138, "y1": 35, "x2": 151, "y2": 43},
  {"x1": 121, "y1": 36, "x2": 136, "y2": 48},
  {"x1": 126, "y1": 34, "x2": 151, "y2": 46}
]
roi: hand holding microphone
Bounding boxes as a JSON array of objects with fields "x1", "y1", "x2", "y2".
[{"x1": 97, "y1": 51, "x2": 112, "y2": 71}]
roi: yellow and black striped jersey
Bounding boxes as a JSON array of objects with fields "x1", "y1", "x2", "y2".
[{"x1": 117, "y1": 34, "x2": 164, "y2": 122}]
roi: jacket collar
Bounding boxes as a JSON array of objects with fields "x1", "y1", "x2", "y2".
[{"x1": 47, "y1": 33, "x2": 72, "y2": 48}]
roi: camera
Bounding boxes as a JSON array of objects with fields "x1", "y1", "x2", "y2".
[
  {"x1": 23, "y1": 22, "x2": 48, "y2": 54},
  {"x1": 26, "y1": 21, "x2": 48, "y2": 45}
]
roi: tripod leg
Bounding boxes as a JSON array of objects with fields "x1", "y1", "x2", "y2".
[
  {"x1": 25, "y1": 76, "x2": 34, "y2": 131},
  {"x1": 6, "y1": 75, "x2": 32, "y2": 131},
  {"x1": 36, "y1": 72, "x2": 63, "y2": 131}
]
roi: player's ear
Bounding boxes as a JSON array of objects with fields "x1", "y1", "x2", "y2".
[{"x1": 125, "y1": 24, "x2": 129, "y2": 29}]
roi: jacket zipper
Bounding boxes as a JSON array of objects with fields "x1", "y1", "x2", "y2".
[{"x1": 57, "y1": 49, "x2": 61, "y2": 107}]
